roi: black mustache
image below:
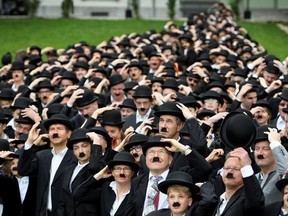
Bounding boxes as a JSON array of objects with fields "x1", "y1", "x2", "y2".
[
  {"x1": 172, "y1": 202, "x2": 181, "y2": 207},
  {"x1": 119, "y1": 174, "x2": 126, "y2": 178},
  {"x1": 52, "y1": 134, "x2": 59, "y2": 138},
  {"x1": 132, "y1": 153, "x2": 139, "y2": 158},
  {"x1": 140, "y1": 108, "x2": 146, "y2": 112},
  {"x1": 226, "y1": 173, "x2": 234, "y2": 179},
  {"x1": 153, "y1": 157, "x2": 160, "y2": 162},
  {"x1": 43, "y1": 96, "x2": 48, "y2": 100},
  {"x1": 79, "y1": 152, "x2": 85, "y2": 158},
  {"x1": 256, "y1": 115, "x2": 263, "y2": 119},
  {"x1": 161, "y1": 128, "x2": 167, "y2": 132},
  {"x1": 257, "y1": 155, "x2": 264, "y2": 159},
  {"x1": 11, "y1": 167, "x2": 18, "y2": 171}
]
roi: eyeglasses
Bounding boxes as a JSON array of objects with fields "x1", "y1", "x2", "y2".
[
  {"x1": 204, "y1": 98, "x2": 218, "y2": 103},
  {"x1": 129, "y1": 145, "x2": 142, "y2": 152},
  {"x1": 112, "y1": 167, "x2": 132, "y2": 172},
  {"x1": 223, "y1": 167, "x2": 241, "y2": 171},
  {"x1": 146, "y1": 149, "x2": 169, "y2": 156}
]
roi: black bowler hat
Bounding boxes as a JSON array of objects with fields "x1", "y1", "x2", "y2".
[
  {"x1": 118, "y1": 98, "x2": 137, "y2": 111},
  {"x1": 124, "y1": 134, "x2": 148, "y2": 152},
  {"x1": 73, "y1": 61, "x2": 89, "y2": 70},
  {"x1": 46, "y1": 103, "x2": 64, "y2": 118},
  {"x1": 179, "y1": 96, "x2": 201, "y2": 109},
  {"x1": 206, "y1": 81, "x2": 225, "y2": 92},
  {"x1": 214, "y1": 49, "x2": 229, "y2": 58},
  {"x1": 265, "y1": 61, "x2": 280, "y2": 75},
  {"x1": 276, "y1": 172, "x2": 288, "y2": 191},
  {"x1": 99, "y1": 109, "x2": 125, "y2": 126},
  {"x1": 108, "y1": 152, "x2": 139, "y2": 172},
  {"x1": 43, "y1": 114, "x2": 74, "y2": 131},
  {"x1": 162, "y1": 79, "x2": 179, "y2": 91},
  {"x1": 179, "y1": 33, "x2": 193, "y2": 42},
  {"x1": 280, "y1": 88, "x2": 288, "y2": 101},
  {"x1": 67, "y1": 128, "x2": 91, "y2": 150},
  {"x1": 220, "y1": 111, "x2": 256, "y2": 150},
  {"x1": 0, "y1": 139, "x2": 10, "y2": 151},
  {"x1": 75, "y1": 88, "x2": 98, "y2": 107},
  {"x1": 254, "y1": 125, "x2": 271, "y2": 143},
  {"x1": 89, "y1": 126, "x2": 112, "y2": 148},
  {"x1": 142, "y1": 135, "x2": 172, "y2": 156},
  {"x1": 109, "y1": 74, "x2": 125, "y2": 87},
  {"x1": 201, "y1": 90, "x2": 224, "y2": 105},
  {"x1": 158, "y1": 171, "x2": 199, "y2": 195},
  {"x1": 133, "y1": 85, "x2": 152, "y2": 99},
  {"x1": 37, "y1": 70, "x2": 53, "y2": 79},
  {"x1": 35, "y1": 80, "x2": 54, "y2": 91},
  {"x1": 11, "y1": 60, "x2": 26, "y2": 71},
  {"x1": 0, "y1": 110, "x2": 8, "y2": 124},
  {"x1": 10, "y1": 133, "x2": 28, "y2": 146},
  {"x1": 252, "y1": 100, "x2": 272, "y2": 112},
  {"x1": 10, "y1": 97, "x2": 34, "y2": 110},
  {"x1": 61, "y1": 71, "x2": 79, "y2": 84},
  {"x1": 196, "y1": 109, "x2": 216, "y2": 120},
  {"x1": 127, "y1": 61, "x2": 143, "y2": 71},
  {"x1": 0, "y1": 88, "x2": 15, "y2": 100},
  {"x1": 154, "y1": 102, "x2": 186, "y2": 122},
  {"x1": 150, "y1": 77, "x2": 164, "y2": 85},
  {"x1": 15, "y1": 115, "x2": 34, "y2": 125},
  {"x1": 91, "y1": 65, "x2": 107, "y2": 77},
  {"x1": 124, "y1": 81, "x2": 138, "y2": 92}
]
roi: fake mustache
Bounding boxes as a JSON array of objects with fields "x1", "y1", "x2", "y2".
[
  {"x1": 153, "y1": 157, "x2": 160, "y2": 162},
  {"x1": 79, "y1": 152, "x2": 85, "y2": 158},
  {"x1": 257, "y1": 155, "x2": 264, "y2": 159},
  {"x1": 52, "y1": 134, "x2": 59, "y2": 138},
  {"x1": 132, "y1": 153, "x2": 139, "y2": 158},
  {"x1": 11, "y1": 167, "x2": 18, "y2": 171},
  {"x1": 172, "y1": 202, "x2": 181, "y2": 207},
  {"x1": 119, "y1": 174, "x2": 126, "y2": 178},
  {"x1": 256, "y1": 115, "x2": 263, "y2": 119},
  {"x1": 43, "y1": 96, "x2": 48, "y2": 100},
  {"x1": 161, "y1": 128, "x2": 168, "y2": 132},
  {"x1": 140, "y1": 108, "x2": 146, "y2": 112},
  {"x1": 226, "y1": 173, "x2": 234, "y2": 179}
]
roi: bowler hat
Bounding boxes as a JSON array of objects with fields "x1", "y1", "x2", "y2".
[
  {"x1": 75, "y1": 88, "x2": 98, "y2": 107},
  {"x1": 154, "y1": 102, "x2": 185, "y2": 122},
  {"x1": 0, "y1": 110, "x2": 8, "y2": 124},
  {"x1": 108, "y1": 151, "x2": 139, "y2": 172},
  {"x1": 124, "y1": 81, "x2": 138, "y2": 92},
  {"x1": 35, "y1": 80, "x2": 54, "y2": 91},
  {"x1": 61, "y1": 71, "x2": 79, "y2": 84},
  {"x1": 196, "y1": 109, "x2": 216, "y2": 120},
  {"x1": 37, "y1": 70, "x2": 53, "y2": 79},
  {"x1": 179, "y1": 96, "x2": 201, "y2": 109},
  {"x1": 46, "y1": 103, "x2": 64, "y2": 118},
  {"x1": 11, "y1": 97, "x2": 34, "y2": 110},
  {"x1": 0, "y1": 139, "x2": 9, "y2": 151},
  {"x1": 15, "y1": 115, "x2": 34, "y2": 125},
  {"x1": 252, "y1": 100, "x2": 272, "y2": 112},
  {"x1": 44, "y1": 114, "x2": 74, "y2": 131},
  {"x1": 254, "y1": 125, "x2": 274, "y2": 143},
  {"x1": 162, "y1": 79, "x2": 179, "y2": 91},
  {"x1": 276, "y1": 172, "x2": 288, "y2": 191},
  {"x1": 67, "y1": 128, "x2": 91, "y2": 150},
  {"x1": 124, "y1": 134, "x2": 148, "y2": 152},
  {"x1": 109, "y1": 74, "x2": 125, "y2": 87},
  {"x1": 73, "y1": 61, "x2": 89, "y2": 70},
  {"x1": 133, "y1": 85, "x2": 152, "y2": 99},
  {"x1": 118, "y1": 98, "x2": 137, "y2": 111},
  {"x1": 220, "y1": 111, "x2": 256, "y2": 150},
  {"x1": 91, "y1": 65, "x2": 107, "y2": 77},
  {"x1": 158, "y1": 171, "x2": 199, "y2": 195},
  {"x1": 142, "y1": 135, "x2": 172, "y2": 155},
  {"x1": 265, "y1": 62, "x2": 280, "y2": 74},
  {"x1": 0, "y1": 88, "x2": 15, "y2": 100},
  {"x1": 11, "y1": 61, "x2": 26, "y2": 71},
  {"x1": 201, "y1": 90, "x2": 224, "y2": 105},
  {"x1": 128, "y1": 61, "x2": 143, "y2": 71},
  {"x1": 10, "y1": 133, "x2": 28, "y2": 146},
  {"x1": 280, "y1": 88, "x2": 288, "y2": 101},
  {"x1": 88, "y1": 126, "x2": 112, "y2": 148},
  {"x1": 98, "y1": 109, "x2": 125, "y2": 126}
]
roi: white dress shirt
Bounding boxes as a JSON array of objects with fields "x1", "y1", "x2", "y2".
[
  {"x1": 136, "y1": 108, "x2": 152, "y2": 124},
  {"x1": 16, "y1": 176, "x2": 29, "y2": 203},
  {"x1": 69, "y1": 162, "x2": 89, "y2": 192},
  {"x1": 109, "y1": 181, "x2": 130, "y2": 216}
]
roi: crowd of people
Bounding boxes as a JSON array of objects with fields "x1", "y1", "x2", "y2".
[{"x1": 0, "y1": 2, "x2": 288, "y2": 216}]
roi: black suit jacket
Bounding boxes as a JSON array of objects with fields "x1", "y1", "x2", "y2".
[
  {"x1": 263, "y1": 201, "x2": 282, "y2": 216},
  {"x1": 123, "y1": 109, "x2": 155, "y2": 130},
  {"x1": 18, "y1": 147, "x2": 77, "y2": 216},
  {"x1": 213, "y1": 175, "x2": 264, "y2": 216},
  {"x1": 57, "y1": 164, "x2": 98, "y2": 216}
]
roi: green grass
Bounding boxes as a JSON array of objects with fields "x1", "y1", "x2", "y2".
[{"x1": 0, "y1": 19, "x2": 287, "y2": 61}]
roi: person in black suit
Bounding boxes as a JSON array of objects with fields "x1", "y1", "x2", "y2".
[
  {"x1": 0, "y1": 150, "x2": 37, "y2": 216},
  {"x1": 18, "y1": 114, "x2": 77, "y2": 216},
  {"x1": 213, "y1": 147, "x2": 264, "y2": 216},
  {"x1": 57, "y1": 128, "x2": 103, "y2": 216},
  {"x1": 125, "y1": 135, "x2": 212, "y2": 216},
  {"x1": 123, "y1": 85, "x2": 154, "y2": 131},
  {"x1": 147, "y1": 171, "x2": 217, "y2": 216},
  {"x1": 73, "y1": 151, "x2": 139, "y2": 216},
  {"x1": 264, "y1": 171, "x2": 288, "y2": 216}
]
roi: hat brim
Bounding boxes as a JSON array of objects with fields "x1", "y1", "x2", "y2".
[
  {"x1": 276, "y1": 178, "x2": 288, "y2": 191},
  {"x1": 154, "y1": 110, "x2": 186, "y2": 122},
  {"x1": 76, "y1": 96, "x2": 98, "y2": 108},
  {"x1": 158, "y1": 179, "x2": 199, "y2": 195},
  {"x1": 142, "y1": 141, "x2": 172, "y2": 155},
  {"x1": 98, "y1": 120, "x2": 125, "y2": 126},
  {"x1": 67, "y1": 137, "x2": 91, "y2": 150},
  {"x1": 108, "y1": 160, "x2": 139, "y2": 172},
  {"x1": 44, "y1": 119, "x2": 74, "y2": 131}
]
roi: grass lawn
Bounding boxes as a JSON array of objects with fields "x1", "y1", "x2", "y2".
[{"x1": 0, "y1": 19, "x2": 287, "y2": 60}]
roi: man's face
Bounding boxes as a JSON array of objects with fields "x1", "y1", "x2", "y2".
[
  {"x1": 0, "y1": 99, "x2": 12, "y2": 109},
  {"x1": 283, "y1": 185, "x2": 288, "y2": 207},
  {"x1": 15, "y1": 123, "x2": 32, "y2": 139},
  {"x1": 254, "y1": 107, "x2": 270, "y2": 126},
  {"x1": 222, "y1": 157, "x2": 243, "y2": 190},
  {"x1": 10, "y1": 158, "x2": 19, "y2": 176},
  {"x1": 49, "y1": 124, "x2": 72, "y2": 146},
  {"x1": 254, "y1": 141, "x2": 275, "y2": 169},
  {"x1": 74, "y1": 67, "x2": 87, "y2": 81},
  {"x1": 129, "y1": 144, "x2": 143, "y2": 163},
  {"x1": 145, "y1": 146, "x2": 172, "y2": 174},
  {"x1": 129, "y1": 67, "x2": 142, "y2": 81},
  {"x1": 104, "y1": 125, "x2": 122, "y2": 141},
  {"x1": 134, "y1": 98, "x2": 152, "y2": 116},
  {"x1": 263, "y1": 71, "x2": 278, "y2": 86},
  {"x1": 111, "y1": 83, "x2": 125, "y2": 101},
  {"x1": 12, "y1": 70, "x2": 24, "y2": 82},
  {"x1": 78, "y1": 101, "x2": 98, "y2": 118},
  {"x1": 203, "y1": 98, "x2": 220, "y2": 112},
  {"x1": 120, "y1": 107, "x2": 135, "y2": 118},
  {"x1": 61, "y1": 79, "x2": 74, "y2": 88},
  {"x1": 279, "y1": 100, "x2": 288, "y2": 120},
  {"x1": 38, "y1": 88, "x2": 53, "y2": 105},
  {"x1": 167, "y1": 186, "x2": 192, "y2": 215},
  {"x1": 73, "y1": 141, "x2": 91, "y2": 164},
  {"x1": 242, "y1": 91, "x2": 257, "y2": 110},
  {"x1": 159, "y1": 115, "x2": 183, "y2": 139},
  {"x1": 111, "y1": 165, "x2": 134, "y2": 184},
  {"x1": 148, "y1": 56, "x2": 162, "y2": 70},
  {"x1": 186, "y1": 76, "x2": 200, "y2": 91},
  {"x1": 151, "y1": 82, "x2": 162, "y2": 93},
  {"x1": 215, "y1": 55, "x2": 226, "y2": 65}
]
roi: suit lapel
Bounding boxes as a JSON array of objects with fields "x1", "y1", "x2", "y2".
[
  {"x1": 71, "y1": 165, "x2": 89, "y2": 191},
  {"x1": 221, "y1": 187, "x2": 243, "y2": 215}
]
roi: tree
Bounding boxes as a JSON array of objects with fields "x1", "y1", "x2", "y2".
[
  {"x1": 131, "y1": 0, "x2": 140, "y2": 19},
  {"x1": 167, "y1": 0, "x2": 176, "y2": 20},
  {"x1": 62, "y1": 0, "x2": 74, "y2": 18},
  {"x1": 25, "y1": 0, "x2": 40, "y2": 18}
]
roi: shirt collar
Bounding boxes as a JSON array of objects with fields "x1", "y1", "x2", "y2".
[{"x1": 51, "y1": 147, "x2": 68, "y2": 156}]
